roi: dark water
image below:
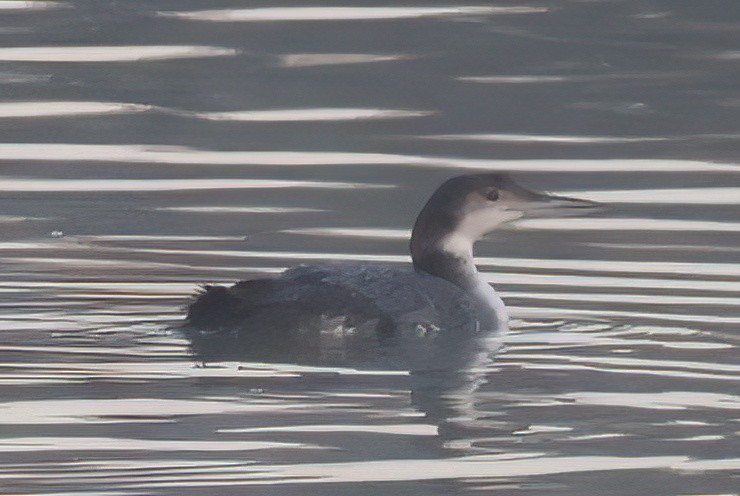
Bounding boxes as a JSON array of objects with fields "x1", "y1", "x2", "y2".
[{"x1": 1, "y1": 1, "x2": 739, "y2": 494}]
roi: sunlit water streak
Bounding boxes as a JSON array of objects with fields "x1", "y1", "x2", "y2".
[
  {"x1": 0, "y1": 101, "x2": 151, "y2": 118},
  {"x1": 458, "y1": 71, "x2": 698, "y2": 84},
  {"x1": 0, "y1": 437, "x2": 324, "y2": 452},
  {"x1": 0, "y1": 143, "x2": 419, "y2": 165},
  {"x1": 502, "y1": 291, "x2": 740, "y2": 307},
  {"x1": 0, "y1": 143, "x2": 738, "y2": 171},
  {"x1": 181, "y1": 107, "x2": 435, "y2": 121},
  {"x1": 10, "y1": 457, "x2": 737, "y2": 492},
  {"x1": 74, "y1": 235, "x2": 250, "y2": 242},
  {"x1": 423, "y1": 133, "x2": 669, "y2": 144},
  {"x1": 586, "y1": 242, "x2": 740, "y2": 253},
  {"x1": 0, "y1": 177, "x2": 392, "y2": 191},
  {"x1": 0, "y1": 72, "x2": 51, "y2": 84},
  {"x1": 503, "y1": 327, "x2": 732, "y2": 351},
  {"x1": 159, "y1": 6, "x2": 547, "y2": 22},
  {"x1": 0, "y1": 1, "x2": 67, "y2": 10},
  {"x1": 509, "y1": 306, "x2": 740, "y2": 325},
  {"x1": 0, "y1": 102, "x2": 431, "y2": 121},
  {"x1": 424, "y1": 133, "x2": 740, "y2": 145},
  {"x1": 0, "y1": 46, "x2": 239, "y2": 62},
  {"x1": 515, "y1": 218, "x2": 740, "y2": 232},
  {"x1": 561, "y1": 188, "x2": 740, "y2": 204},
  {"x1": 560, "y1": 391, "x2": 740, "y2": 410},
  {"x1": 0, "y1": 214, "x2": 49, "y2": 222},
  {"x1": 61, "y1": 456, "x2": 731, "y2": 487},
  {"x1": 0, "y1": 397, "x2": 376, "y2": 424},
  {"x1": 705, "y1": 50, "x2": 740, "y2": 60},
  {"x1": 293, "y1": 217, "x2": 740, "y2": 234},
  {"x1": 154, "y1": 206, "x2": 326, "y2": 213},
  {"x1": 277, "y1": 53, "x2": 410, "y2": 67},
  {"x1": 219, "y1": 424, "x2": 437, "y2": 435}
]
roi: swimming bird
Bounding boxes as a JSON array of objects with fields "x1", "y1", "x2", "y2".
[{"x1": 184, "y1": 173, "x2": 596, "y2": 365}]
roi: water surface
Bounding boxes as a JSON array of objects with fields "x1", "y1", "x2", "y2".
[{"x1": 0, "y1": 1, "x2": 738, "y2": 494}]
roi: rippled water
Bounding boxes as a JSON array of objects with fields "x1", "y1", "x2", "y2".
[{"x1": 1, "y1": 1, "x2": 739, "y2": 494}]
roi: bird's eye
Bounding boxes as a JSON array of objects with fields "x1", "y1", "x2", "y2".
[{"x1": 485, "y1": 189, "x2": 500, "y2": 201}]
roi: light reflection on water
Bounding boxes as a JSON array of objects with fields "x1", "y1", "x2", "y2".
[
  {"x1": 0, "y1": 45, "x2": 239, "y2": 62},
  {"x1": 0, "y1": 1, "x2": 67, "y2": 10},
  {"x1": 158, "y1": 6, "x2": 547, "y2": 22},
  {"x1": 0, "y1": 0, "x2": 739, "y2": 495},
  {"x1": 277, "y1": 53, "x2": 412, "y2": 67}
]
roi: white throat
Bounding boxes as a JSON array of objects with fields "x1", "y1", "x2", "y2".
[
  {"x1": 439, "y1": 207, "x2": 521, "y2": 264},
  {"x1": 449, "y1": 208, "x2": 521, "y2": 247}
]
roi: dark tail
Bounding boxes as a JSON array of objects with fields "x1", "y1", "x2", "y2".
[{"x1": 186, "y1": 285, "x2": 242, "y2": 329}]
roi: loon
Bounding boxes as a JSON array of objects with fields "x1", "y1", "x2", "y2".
[{"x1": 184, "y1": 173, "x2": 596, "y2": 365}]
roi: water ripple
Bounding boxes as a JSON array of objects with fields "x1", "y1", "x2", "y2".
[
  {"x1": 0, "y1": 1, "x2": 67, "y2": 10},
  {"x1": 423, "y1": 133, "x2": 668, "y2": 144},
  {"x1": 563, "y1": 188, "x2": 740, "y2": 205},
  {"x1": 278, "y1": 53, "x2": 410, "y2": 67},
  {"x1": 0, "y1": 437, "x2": 323, "y2": 452},
  {"x1": 0, "y1": 144, "x2": 737, "y2": 172},
  {"x1": 0, "y1": 177, "x2": 392, "y2": 192},
  {"x1": 562, "y1": 391, "x2": 740, "y2": 410},
  {"x1": 0, "y1": 46, "x2": 238, "y2": 62},
  {"x1": 155, "y1": 206, "x2": 325, "y2": 214},
  {"x1": 182, "y1": 107, "x2": 435, "y2": 122},
  {"x1": 0, "y1": 101, "x2": 151, "y2": 118},
  {"x1": 459, "y1": 71, "x2": 697, "y2": 84},
  {"x1": 219, "y1": 424, "x2": 437, "y2": 436},
  {"x1": 516, "y1": 218, "x2": 740, "y2": 232},
  {"x1": 102, "y1": 455, "x2": 692, "y2": 486},
  {"x1": 159, "y1": 6, "x2": 547, "y2": 22},
  {"x1": 0, "y1": 143, "x2": 418, "y2": 165}
]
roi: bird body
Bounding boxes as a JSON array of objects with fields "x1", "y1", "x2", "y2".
[{"x1": 185, "y1": 263, "x2": 489, "y2": 366}]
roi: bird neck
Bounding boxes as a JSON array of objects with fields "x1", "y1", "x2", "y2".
[
  {"x1": 410, "y1": 226, "x2": 508, "y2": 332},
  {"x1": 411, "y1": 232, "x2": 477, "y2": 289}
]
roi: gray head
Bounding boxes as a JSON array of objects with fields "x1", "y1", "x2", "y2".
[{"x1": 411, "y1": 173, "x2": 597, "y2": 267}]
